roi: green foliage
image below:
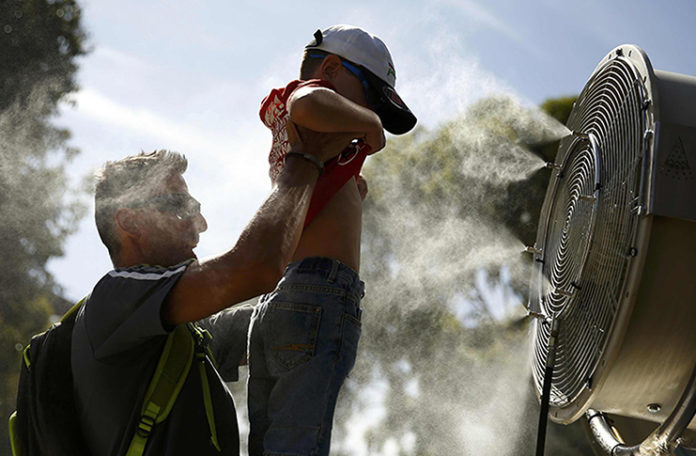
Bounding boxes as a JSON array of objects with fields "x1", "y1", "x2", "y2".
[
  {"x1": 0, "y1": 0, "x2": 86, "y2": 111},
  {"x1": 501, "y1": 95, "x2": 577, "y2": 247},
  {"x1": 329, "y1": 94, "x2": 590, "y2": 454},
  {"x1": 0, "y1": 1, "x2": 87, "y2": 453},
  {"x1": 540, "y1": 96, "x2": 577, "y2": 126}
]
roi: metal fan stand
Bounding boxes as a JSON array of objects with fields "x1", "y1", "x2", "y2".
[
  {"x1": 530, "y1": 314, "x2": 696, "y2": 456},
  {"x1": 585, "y1": 361, "x2": 696, "y2": 455},
  {"x1": 535, "y1": 318, "x2": 560, "y2": 456}
]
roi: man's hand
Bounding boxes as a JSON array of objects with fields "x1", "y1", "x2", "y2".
[
  {"x1": 357, "y1": 174, "x2": 368, "y2": 200},
  {"x1": 287, "y1": 121, "x2": 358, "y2": 163}
]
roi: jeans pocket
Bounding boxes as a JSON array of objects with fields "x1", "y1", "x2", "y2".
[
  {"x1": 266, "y1": 302, "x2": 322, "y2": 374},
  {"x1": 339, "y1": 312, "x2": 362, "y2": 374}
]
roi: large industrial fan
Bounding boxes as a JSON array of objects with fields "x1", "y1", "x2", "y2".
[{"x1": 527, "y1": 44, "x2": 696, "y2": 455}]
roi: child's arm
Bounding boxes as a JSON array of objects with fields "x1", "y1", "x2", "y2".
[{"x1": 288, "y1": 86, "x2": 385, "y2": 153}]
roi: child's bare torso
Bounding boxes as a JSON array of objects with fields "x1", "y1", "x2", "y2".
[{"x1": 293, "y1": 178, "x2": 362, "y2": 272}]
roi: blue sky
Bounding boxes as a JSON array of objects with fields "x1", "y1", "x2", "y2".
[{"x1": 48, "y1": 0, "x2": 696, "y2": 300}]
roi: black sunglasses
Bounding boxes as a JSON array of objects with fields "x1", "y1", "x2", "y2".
[{"x1": 131, "y1": 193, "x2": 201, "y2": 220}]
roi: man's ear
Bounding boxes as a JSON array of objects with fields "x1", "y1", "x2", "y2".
[
  {"x1": 114, "y1": 208, "x2": 140, "y2": 239},
  {"x1": 318, "y1": 54, "x2": 342, "y2": 82}
]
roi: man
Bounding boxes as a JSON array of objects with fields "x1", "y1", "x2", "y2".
[{"x1": 70, "y1": 125, "x2": 357, "y2": 455}]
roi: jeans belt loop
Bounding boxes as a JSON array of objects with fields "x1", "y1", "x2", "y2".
[{"x1": 327, "y1": 259, "x2": 339, "y2": 283}]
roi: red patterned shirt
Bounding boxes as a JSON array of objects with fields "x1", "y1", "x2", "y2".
[{"x1": 260, "y1": 79, "x2": 370, "y2": 226}]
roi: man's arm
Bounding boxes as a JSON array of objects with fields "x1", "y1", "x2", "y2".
[
  {"x1": 289, "y1": 86, "x2": 385, "y2": 153},
  {"x1": 162, "y1": 128, "x2": 357, "y2": 325},
  {"x1": 197, "y1": 304, "x2": 254, "y2": 380}
]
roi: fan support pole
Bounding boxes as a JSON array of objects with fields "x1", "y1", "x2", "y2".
[
  {"x1": 587, "y1": 357, "x2": 696, "y2": 455},
  {"x1": 536, "y1": 318, "x2": 560, "y2": 456}
]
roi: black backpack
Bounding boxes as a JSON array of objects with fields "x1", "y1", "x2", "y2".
[
  {"x1": 9, "y1": 298, "x2": 206, "y2": 456},
  {"x1": 9, "y1": 299, "x2": 90, "y2": 455}
]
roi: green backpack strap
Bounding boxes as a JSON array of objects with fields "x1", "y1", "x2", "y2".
[
  {"x1": 8, "y1": 411, "x2": 20, "y2": 456},
  {"x1": 61, "y1": 298, "x2": 86, "y2": 323},
  {"x1": 125, "y1": 325, "x2": 194, "y2": 456},
  {"x1": 19, "y1": 298, "x2": 86, "y2": 371},
  {"x1": 188, "y1": 323, "x2": 221, "y2": 452}
]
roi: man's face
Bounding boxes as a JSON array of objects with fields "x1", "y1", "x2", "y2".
[{"x1": 133, "y1": 173, "x2": 208, "y2": 266}]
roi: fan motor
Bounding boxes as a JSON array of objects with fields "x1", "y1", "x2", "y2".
[{"x1": 528, "y1": 44, "x2": 696, "y2": 431}]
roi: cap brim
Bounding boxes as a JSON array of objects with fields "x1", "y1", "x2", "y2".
[{"x1": 364, "y1": 71, "x2": 417, "y2": 135}]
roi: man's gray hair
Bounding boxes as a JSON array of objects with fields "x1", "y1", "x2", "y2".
[{"x1": 94, "y1": 150, "x2": 188, "y2": 261}]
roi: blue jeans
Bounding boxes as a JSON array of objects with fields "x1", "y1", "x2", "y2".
[{"x1": 247, "y1": 257, "x2": 364, "y2": 456}]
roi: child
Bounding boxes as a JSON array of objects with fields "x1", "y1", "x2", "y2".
[{"x1": 247, "y1": 24, "x2": 416, "y2": 456}]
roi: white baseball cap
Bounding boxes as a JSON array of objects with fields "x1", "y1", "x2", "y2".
[{"x1": 305, "y1": 24, "x2": 417, "y2": 135}]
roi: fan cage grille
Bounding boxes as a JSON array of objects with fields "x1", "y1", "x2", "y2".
[{"x1": 532, "y1": 56, "x2": 648, "y2": 407}]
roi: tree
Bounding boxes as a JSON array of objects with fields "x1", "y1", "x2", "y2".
[
  {"x1": 325, "y1": 94, "x2": 586, "y2": 455},
  {"x1": 0, "y1": 1, "x2": 87, "y2": 453}
]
